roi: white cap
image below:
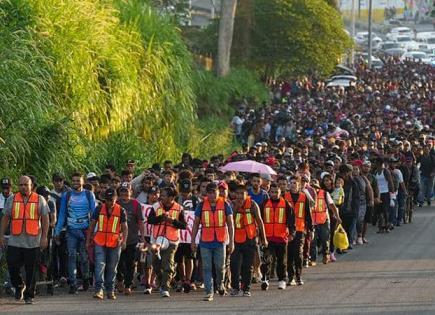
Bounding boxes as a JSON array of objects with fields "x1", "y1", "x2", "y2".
[{"x1": 87, "y1": 172, "x2": 98, "y2": 180}]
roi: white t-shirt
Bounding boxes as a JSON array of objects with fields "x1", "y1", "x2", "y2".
[{"x1": 231, "y1": 116, "x2": 244, "y2": 135}]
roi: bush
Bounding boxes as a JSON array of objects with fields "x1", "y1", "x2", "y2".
[{"x1": 194, "y1": 68, "x2": 269, "y2": 118}]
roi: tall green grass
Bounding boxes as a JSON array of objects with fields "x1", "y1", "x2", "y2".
[{"x1": 0, "y1": 0, "x2": 266, "y2": 184}]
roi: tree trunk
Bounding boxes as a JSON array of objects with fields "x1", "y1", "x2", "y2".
[{"x1": 217, "y1": 0, "x2": 237, "y2": 77}]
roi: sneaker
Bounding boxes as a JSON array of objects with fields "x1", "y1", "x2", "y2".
[
  {"x1": 303, "y1": 260, "x2": 309, "y2": 268},
  {"x1": 218, "y1": 286, "x2": 226, "y2": 296},
  {"x1": 203, "y1": 293, "x2": 214, "y2": 301},
  {"x1": 261, "y1": 281, "x2": 269, "y2": 291},
  {"x1": 323, "y1": 255, "x2": 330, "y2": 264},
  {"x1": 352, "y1": 240, "x2": 356, "y2": 246},
  {"x1": 229, "y1": 288, "x2": 240, "y2": 296},
  {"x1": 308, "y1": 261, "x2": 316, "y2": 267},
  {"x1": 93, "y1": 290, "x2": 104, "y2": 300},
  {"x1": 357, "y1": 237, "x2": 363, "y2": 245},
  {"x1": 24, "y1": 297, "x2": 34, "y2": 305},
  {"x1": 161, "y1": 290, "x2": 170, "y2": 298},
  {"x1": 107, "y1": 292, "x2": 116, "y2": 300},
  {"x1": 190, "y1": 283, "x2": 197, "y2": 291},
  {"x1": 15, "y1": 284, "x2": 25, "y2": 300},
  {"x1": 116, "y1": 281, "x2": 125, "y2": 293},
  {"x1": 330, "y1": 252, "x2": 337, "y2": 262},
  {"x1": 124, "y1": 287, "x2": 132, "y2": 295},
  {"x1": 143, "y1": 287, "x2": 152, "y2": 295},
  {"x1": 69, "y1": 285, "x2": 78, "y2": 295},
  {"x1": 288, "y1": 279, "x2": 297, "y2": 286},
  {"x1": 175, "y1": 282, "x2": 183, "y2": 293},
  {"x1": 296, "y1": 279, "x2": 304, "y2": 286},
  {"x1": 243, "y1": 291, "x2": 251, "y2": 297},
  {"x1": 59, "y1": 277, "x2": 68, "y2": 287},
  {"x1": 182, "y1": 281, "x2": 191, "y2": 294},
  {"x1": 362, "y1": 238, "x2": 369, "y2": 244},
  {"x1": 278, "y1": 280, "x2": 286, "y2": 290},
  {"x1": 82, "y1": 278, "x2": 90, "y2": 292}
]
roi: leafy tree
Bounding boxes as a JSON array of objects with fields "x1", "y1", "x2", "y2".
[{"x1": 232, "y1": 0, "x2": 353, "y2": 78}]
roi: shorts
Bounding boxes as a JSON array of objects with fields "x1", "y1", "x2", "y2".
[{"x1": 175, "y1": 243, "x2": 195, "y2": 263}]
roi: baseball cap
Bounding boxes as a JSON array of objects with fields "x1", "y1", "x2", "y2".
[
  {"x1": 104, "y1": 188, "x2": 117, "y2": 200},
  {"x1": 218, "y1": 181, "x2": 228, "y2": 190},
  {"x1": 36, "y1": 186, "x2": 51, "y2": 198},
  {"x1": 260, "y1": 173, "x2": 273, "y2": 181},
  {"x1": 1, "y1": 177, "x2": 11, "y2": 188},
  {"x1": 119, "y1": 182, "x2": 131, "y2": 192},
  {"x1": 148, "y1": 186, "x2": 160, "y2": 194},
  {"x1": 87, "y1": 172, "x2": 99, "y2": 180},
  {"x1": 206, "y1": 182, "x2": 218, "y2": 192},
  {"x1": 362, "y1": 160, "x2": 372, "y2": 166},
  {"x1": 126, "y1": 159, "x2": 136, "y2": 165},
  {"x1": 325, "y1": 160, "x2": 334, "y2": 167},
  {"x1": 179, "y1": 179, "x2": 192, "y2": 193}
]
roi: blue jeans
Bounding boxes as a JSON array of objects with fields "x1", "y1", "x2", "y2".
[
  {"x1": 66, "y1": 229, "x2": 89, "y2": 286},
  {"x1": 94, "y1": 245, "x2": 121, "y2": 293},
  {"x1": 419, "y1": 176, "x2": 434, "y2": 204},
  {"x1": 200, "y1": 245, "x2": 225, "y2": 295}
]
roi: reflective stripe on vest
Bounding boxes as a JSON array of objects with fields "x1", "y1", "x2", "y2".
[
  {"x1": 152, "y1": 202, "x2": 182, "y2": 242},
  {"x1": 11, "y1": 192, "x2": 40, "y2": 236},
  {"x1": 263, "y1": 198, "x2": 288, "y2": 239},
  {"x1": 234, "y1": 197, "x2": 257, "y2": 243},
  {"x1": 287, "y1": 192, "x2": 307, "y2": 232},
  {"x1": 200, "y1": 197, "x2": 227, "y2": 242}
]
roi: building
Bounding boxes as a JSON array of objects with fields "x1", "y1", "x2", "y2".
[{"x1": 189, "y1": 0, "x2": 221, "y2": 27}]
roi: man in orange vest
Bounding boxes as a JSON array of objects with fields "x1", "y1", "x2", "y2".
[
  {"x1": 191, "y1": 182, "x2": 234, "y2": 302},
  {"x1": 86, "y1": 188, "x2": 128, "y2": 300},
  {"x1": 285, "y1": 176, "x2": 312, "y2": 286},
  {"x1": 0, "y1": 176, "x2": 50, "y2": 304},
  {"x1": 309, "y1": 180, "x2": 340, "y2": 265},
  {"x1": 260, "y1": 183, "x2": 295, "y2": 290},
  {"x1": 147, "y1": 186, "x2": 186, "y2": 298},
  {"x1": 230, "y1": 184, "x2": 267, "y2": 297}
]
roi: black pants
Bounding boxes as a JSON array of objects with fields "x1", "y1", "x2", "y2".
[
  {"x1": 329, "y1": 217, "x2": 338, "y2": 253},
  {"x1": 376, "y1": 193, "x2": 390, "y2": 229},
  {"x1": 230, "y1": 240, "x2": 256, "y2": 291},
  {"x1": 116, "y1": 243, "x2": 137, "y2": 288},
  {"x1": 287, "y1": 232, "x2": 305, "y2": 281},
  {"x1": 260, "y1": 242, "x2": 287, "y2": 282},
  {"x1": 49, "y1": 230, "x2": 68, "y2": 281},
  {"x1": 7, "y1": 246, "x2": 40, "y2": 299}
]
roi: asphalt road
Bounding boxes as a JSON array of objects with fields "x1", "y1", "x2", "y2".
[{"x1": 1, "y1": 206, "x2": 435, "y2": 315}]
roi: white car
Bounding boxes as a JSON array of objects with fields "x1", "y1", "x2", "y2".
[
  {"x1": 416, "y1": 32, "x2": 435, "y2": 50},
  {"x1": 386, "y1": 27, "x2": 413, "y2": 41},
  {"x1": 355, "y1": 32, "x2": 382, "y2": 49},
  {"x1": 400, "y1": 51, "x2": 430, "y2": 63},
  {"x1": 394, "y1": 35, "x2": 415, "y2": 50}
]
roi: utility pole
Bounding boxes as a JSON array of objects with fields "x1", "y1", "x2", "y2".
[
  {"x1": 351, "y1": 0, "x2": 356, "y2": 66},
  {"x1": 368, "y1": 0, "x2": 373, "y2": 69}
]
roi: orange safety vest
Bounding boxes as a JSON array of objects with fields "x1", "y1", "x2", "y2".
[
  {"x1": 11, "y1": 192, "x2": 40, "y2": 236},
  {"x1": 234, "y1": 197, "x2": 257, "y2": 243},
  {"x1": 286, "y1": 192, "x2": 307, "y2": 232},
  {"x1": 263, "y1": 198, "x2": 288, "y2": 239},
  {"x1": 200, "y1": 197, "x2": 227, "y2": 242},
  {"x1": 312, "y1": 189, "x2": 328, "y2": 225},
  {"x1": 94, "y1": 203, "x2": 122, "y2": 248},
  {"x1": 152, "y1": 202, "x2": 182, "y2": 242}
]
